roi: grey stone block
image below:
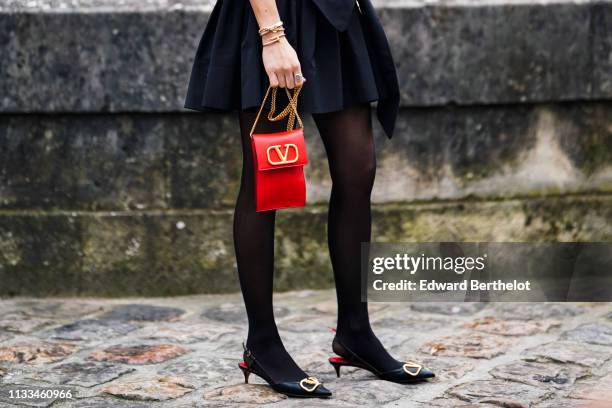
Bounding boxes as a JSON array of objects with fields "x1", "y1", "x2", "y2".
[
  {"x1": 0, "y1": 214, "x2": 82, "y2": 296},
  {"x1": 0, "y1": 115, "x2": 167, "y2": 210},
  {"x1": 373, "y1": 102, "x2": 612, "y2": 202},
  {"x1": 1, "y1": 194, "x2": 611, "y2": 296},
  {"x1": 385, "y1": 2, "x2": 594, "y2": 105},
  {"x1": 0, "y1": 114, "x2": 240, "y2": 210},
  {"x1": 165, "y1": 112, "x2": 242, "y2": 209},
  {"x1": 76, "y1": 211, "x2": 239, "y2": 296},
  {"x1": 2, "y1": 102, "x2": 610, "y2": 210},
  {"x1": 0, "y1": 10, "x2": 204, "y2": 112},
  {"x1": 592, "y1": 2, "x2": 612, "y2": 97}
]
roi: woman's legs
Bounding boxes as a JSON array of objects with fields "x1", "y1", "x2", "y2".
[
  {"x1": 313, "y1": 104, "x2": 402, "y2": 373},
  {"x1": 234, "y1": 111, "x2": 308, "y2": 382}
]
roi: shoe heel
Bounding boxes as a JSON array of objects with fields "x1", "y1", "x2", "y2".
[
  {"x1": 329, "y1": 357, "x2": 345, "y2": 378},
  {"x1": 239, "y1": 362, "x2": 250, "y2": 383}
]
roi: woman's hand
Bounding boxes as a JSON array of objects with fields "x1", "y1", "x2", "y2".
[
  {"x1": 261, "y1": 34, "x2": 305, "y2": 89},
  {"x1": 248, "y1": 0, "x2": 304, "y2": 89}
]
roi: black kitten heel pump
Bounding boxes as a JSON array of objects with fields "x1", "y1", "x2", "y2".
[
  {"x1": 239, "y1": 343, "x2": 332, "y2": 398},
  {"x1": 328, "y1": 338, "x2": 435, "y2": 384}
]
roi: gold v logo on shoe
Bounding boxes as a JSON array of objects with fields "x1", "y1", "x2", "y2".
[
  {"x1": 403, "y1": 362, "x2": 422, "y2": 376},
  {"x1": 266, "y1": 144, "x2": 299, "y2": 165},
  {"x1": 299, "y1": 376, "x2": 321, "y2": 392}
]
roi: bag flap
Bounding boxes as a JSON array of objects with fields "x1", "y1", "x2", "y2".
[{"x1": 252, "y1": 128, "x2": 308, "y2": 171}]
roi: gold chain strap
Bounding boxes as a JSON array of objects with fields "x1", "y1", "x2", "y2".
[{"x1": 249, "y1": 85, "x2": 303, "y2": 137}]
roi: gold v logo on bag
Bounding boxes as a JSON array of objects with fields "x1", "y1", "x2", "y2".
[{"x1": 266, "y1": 143, "x2": 299, "y2": 165}]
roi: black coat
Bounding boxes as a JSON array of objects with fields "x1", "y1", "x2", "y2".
[{"x1": 312, "y1": 0, "x2": 358, "y2": 31}]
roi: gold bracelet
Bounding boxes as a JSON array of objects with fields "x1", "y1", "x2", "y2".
[
  {"x1": 263, "y1": 26, "x2": 284, "y2": 35},
  {"x1": 258, "y1": 21, "x2": 284, "y2": 36},
  {"x1": 262, "y1": 33, "x2": 286, "y2": 47}
]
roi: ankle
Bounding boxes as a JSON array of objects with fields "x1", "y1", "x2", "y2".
[
  {"x1": 335, "y1": 323, "x2": 374, "y2": 340},
  {"x1": 246, "y1": 331, "x2": 283, "y2": 352}
]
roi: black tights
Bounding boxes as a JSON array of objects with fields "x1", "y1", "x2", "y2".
[{"x1": 234, "y1": 103, "x2": 400, "y2": 382}]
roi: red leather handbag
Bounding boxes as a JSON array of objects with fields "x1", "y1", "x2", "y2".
[{"x1": 249, "y1": 85, "x2": 308, "y2": 212}]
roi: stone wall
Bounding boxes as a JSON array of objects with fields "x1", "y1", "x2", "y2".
[{"x1": 1, "y1": 0, "x2": 611, "y2": 296}]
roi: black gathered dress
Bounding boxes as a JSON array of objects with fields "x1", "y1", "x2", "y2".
[{"x1": 184, "y1": 0, "x2": 400, "y2": 138}]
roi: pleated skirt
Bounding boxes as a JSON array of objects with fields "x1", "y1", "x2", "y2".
[{"x1": 184, "y1": 0, "x2": 400, "y2": 138}]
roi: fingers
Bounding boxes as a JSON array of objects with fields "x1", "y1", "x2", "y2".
[
  {"x1": 270, "y1": 69, "x2": 305, "y2": 89},
  {"x1": 271, "y1": 69, "x2": 289, "y2": 88},
  {"x1": 285, "y1": 71, "x2": 296, "y2": 89},
  {"x1": 277, "y1": 70, "x2": 287, "y2": 88},
  {"x1": 263, "y1": 50, "x2": 303, "y2": 89},
  {"x1": 268, "y1": 72, "x2": 279, "y2": 88}
]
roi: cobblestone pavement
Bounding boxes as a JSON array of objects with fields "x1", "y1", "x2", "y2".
[{"x1": 0, "y1": 291, "x2": 611, "y2": 407}]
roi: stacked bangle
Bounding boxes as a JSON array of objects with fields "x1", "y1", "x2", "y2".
[
  {"x1": 258, "y1": 21, "x2": 284, "y2": 36},
  {"x1": 262, "y1": 33, "x2": 286, "y2": 47}
]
